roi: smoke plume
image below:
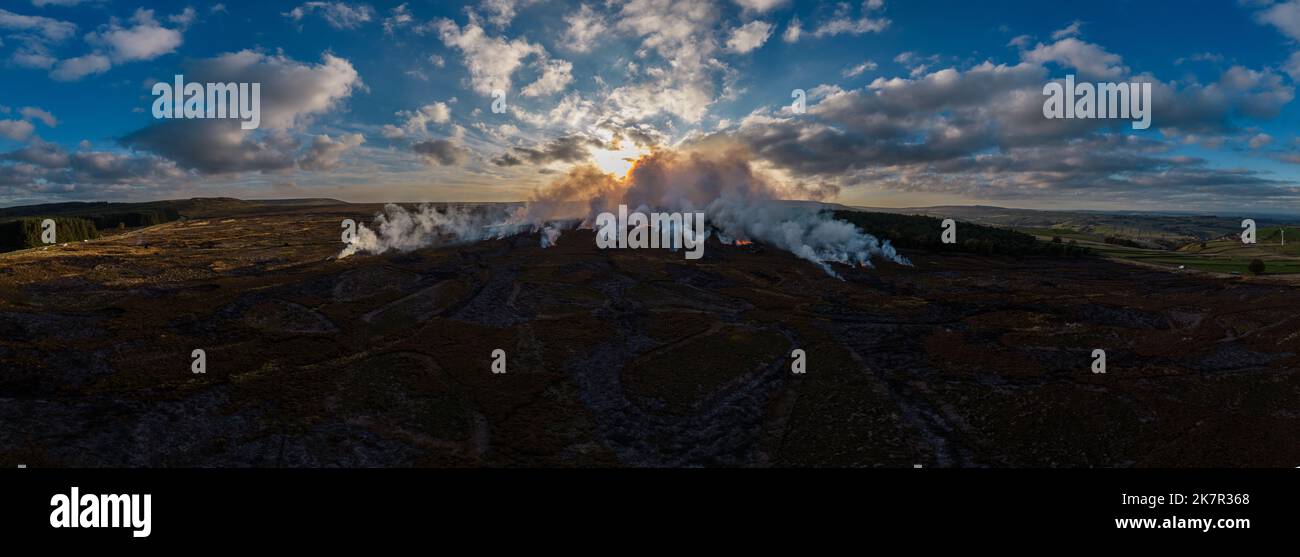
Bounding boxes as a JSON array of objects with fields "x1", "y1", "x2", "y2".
[{"x1": 338, "y1": 143, "x2": 908, "y2": 276}]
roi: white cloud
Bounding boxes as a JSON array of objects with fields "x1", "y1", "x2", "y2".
[
  {"x1": 187, "y1": 50, "x2": 362, "y2": 131},
  {"x1": 521, "y1": 59, "x2": 574, "y2": 97},
  {"x1": 31, "y1": 0, "x2": 99, "y2": 6},
  {"x1": 562, "y1": 4, "x2": 606, "y2": 53},
  {"x1": 169, "y1": 7, "x2": 197, "y2": 27},
  {"x1": 284, "y1": 2, "x2": 374, "y2": 30},
  {"x1": 50, "y1": 53, "x2": 111, "y2": 81},
  {"x1": 782, "y1": 16, "x2": 802, "y2": 43},
  {"x1": 813, "y1": 1, "x2": 889, "y2": 37},
  {"x1": 617, "y1": 0, "x2": 719, "y2": 59},
  {"x1": 88, "y1": 9, "x2": 184, "y2": 63},
  {"x1": 482, "y1": 0, "x2": 539, "y2": 27},
  {"x1": 814, "y1": 16, "x2": 889, "y2": 37},
  {"x1": 1051, "y1": 20, "x2": 1083, "y2": 40},
  {"x1": 726, "y1": 20, "x2": 773, "y2": 53},
  {"x1": 393, "y1": 102, "x2": 452, "y2": 137},
  {"x1": 0, "y1": 120, "x2": 35, "y2": 141},
  {"x1": 19, "y1": 106, "x2": 57, "y2": 127},
  {"x1": 1256, "y1": 0, "x2": 1300, "y2": 41},
  {"x1": 1285, "y1": 51, "x2": 1300, "y2": 81},
  {"x1": 0, "y1": 8, "x2": 76, "y2": 41},
  {"x1": 733, "y1": 0, "x2": 787, "y2": 13},
  {"x1": 435, "y1": 15, "x2": 543, "y2": 95},
  {"x1": 1174, "y1": 52, "x2": 1225, "y2": 66},
  {"x1": 0, "y1": 8, "x2": 72, "y2": 68},
  {"x1": 544, "y1": 92, "x2": 594, "y2": 127},
  {"x1": 11, "y1": 42, "x2": 57, "y2": 69},
  {"x1": 1021, "y1": 38, "x2": 1127, "y2": 80},
  {"x1": 46, "y1": 8, "x2": 189, "y2": 81},
  {"x1": 382, "y1": 3, "x2": 412, "y2": 34},
  {"x1": 843, "y1": 60, "x2": 877, "y2": 77},
  {"x1": 608, "y1": 0, "x2": 724, "y2": 123}
]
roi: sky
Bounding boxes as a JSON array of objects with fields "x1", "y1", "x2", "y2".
[{"x1": 2, "y1": 0, "x2": 1300, "y2": 213}]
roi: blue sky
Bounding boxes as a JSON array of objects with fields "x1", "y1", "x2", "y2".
[{"x1": 2, "y1": 0, "x2": 1300, "y2": 212}]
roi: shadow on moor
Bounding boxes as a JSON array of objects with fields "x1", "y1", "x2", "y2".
[{"x1": 1, "y1": 200, "x2": 1297, "y2": 467}]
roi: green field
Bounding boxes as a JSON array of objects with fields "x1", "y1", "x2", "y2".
[{"x1": 1018, "y1": 225, "x2": 1300, "y2": 275}]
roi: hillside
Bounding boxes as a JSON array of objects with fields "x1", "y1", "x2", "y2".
[{"x1": 1, "y1": 203, "x2": 1296, "y2": 467}]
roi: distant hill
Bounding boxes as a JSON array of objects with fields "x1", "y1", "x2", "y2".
[
  {"x1": 855, "y1": 204, "x2": 1298, "y2": 248},
  {"x1": 0, "y1": 198, "x2": 354, "y2": 220},
  {"x1": 243, "y1": 198, "x2": 348, "y2": 206}
]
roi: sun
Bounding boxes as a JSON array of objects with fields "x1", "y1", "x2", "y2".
[{"x1": 590, "y1": 145, "x2": 649, "y2": 177}]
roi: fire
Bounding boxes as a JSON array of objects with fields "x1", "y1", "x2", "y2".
[{"x1": 734, "y1": 239, "x2": 753, "y2": 246}]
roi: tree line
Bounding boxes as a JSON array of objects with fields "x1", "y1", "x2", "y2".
[
  {"x1": 0, "y1": 217, "x2": 100, "y2": 249},
  {"x1": 832, "y1": 210, "x2": 1090, "y2": 257},
  {"x1": 0, "y1": 207, "x2": 179, "y2": 250}
]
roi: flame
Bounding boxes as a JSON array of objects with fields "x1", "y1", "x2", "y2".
[{"x1": 734, "y1": 239, "x2": 754, "y2": 246}]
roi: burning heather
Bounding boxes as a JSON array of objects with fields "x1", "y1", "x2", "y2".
[{"x1": 339, "y1": 145, "x2": 909, "y2": 276}]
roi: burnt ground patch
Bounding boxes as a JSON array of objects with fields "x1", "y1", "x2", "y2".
[{"x1": 0, "y1": 210, "x2": 1297, "y2": 467}]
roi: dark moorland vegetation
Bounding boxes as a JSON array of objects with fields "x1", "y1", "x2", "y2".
[
  {"x1": 833, "y1": 210, "x2": 1090, "y2": 257},
  {"x1": 0, "y1": 217, "x2": 99, "y2": 249}
]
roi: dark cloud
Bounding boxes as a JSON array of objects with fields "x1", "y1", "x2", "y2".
[
  {"x1": 706, "y1": 54, "x2": 1300, "y2": 208},
  {"x1": 1152, "y1": 66, "x2": 1295, "y2": 135},
  {"x1": 493, "y1": 152, "x2": 524, "y2": 166},
  {"x1": 491, "y1": 134, "x2": 603, "y2": 166},
  {"x1": 594, "y1": 117, "x2": 665, "y2": 148},
  {"x1": 3, "y1": 138, "x2": 70, "y2": 168},
  {"x1": 68, "y1": 150, "x2": 184, "y2": 184},
  {"x1": 123, "y1": 121, "x2": 299, "y2": 174},
  {"x1": 0, "y1": 143, "x2": 184, "y2": 200},
  {"x1": 120, "y1": 50, "x2": 362, "y2": 175},
  {"x1": 412, "y1": 139, "x2": 467, "y2": 166}
]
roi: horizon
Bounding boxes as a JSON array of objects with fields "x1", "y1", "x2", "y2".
[{"x1": 7, "y1": 195, "x2": 1300, "y2": 222}]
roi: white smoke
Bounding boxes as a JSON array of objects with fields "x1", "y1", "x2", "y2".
[
  {"x1": 707, "y1": 201, "x2": 907, "y2": 276},
  {"x1": 338, "y1": 203, "x2": 528, "y2": 258},
  {"x1": 539, "y1": 224, "x2": 563, "y2": 248},
  {"x1": 338, "y1": 143, "x2": 909, "y2": 275}
]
